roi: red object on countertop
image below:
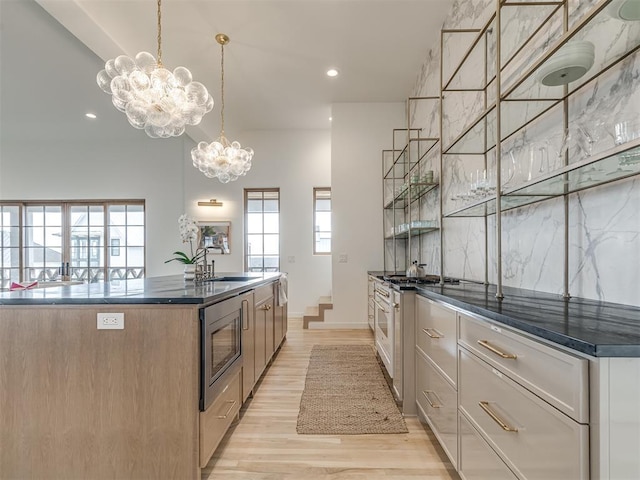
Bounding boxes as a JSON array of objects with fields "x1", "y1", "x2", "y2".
[{"x1": 9, "y1": 281, "x2": 38, "y2": 291}]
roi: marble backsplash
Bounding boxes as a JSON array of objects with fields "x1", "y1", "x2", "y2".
[{"x1": 408, "y1": 0, "x2": 640, "y2": 306}]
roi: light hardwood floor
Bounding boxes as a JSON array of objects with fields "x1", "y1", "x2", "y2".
[{"x1": 202, "y1": 318, "x2": 459, "y2": 480}]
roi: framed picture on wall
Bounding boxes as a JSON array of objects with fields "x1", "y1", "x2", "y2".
[{"x1": 197, "y1": 221, "x2": 231, "y2": 254}]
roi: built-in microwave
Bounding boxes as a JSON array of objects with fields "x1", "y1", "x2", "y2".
[{"x1": 200, "y1": 292, "x2": 250, "y2": 411}]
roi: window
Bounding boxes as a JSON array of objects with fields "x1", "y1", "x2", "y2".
[
  {"x1": 244, "y1": 189, "x2": 280, "y2": 272},
  {"x1": 313, "y1": 187, "x2": 331, "y2": 255},
  {"x1": 0, "y1": 201, "x2": 145, "y2": 289}
]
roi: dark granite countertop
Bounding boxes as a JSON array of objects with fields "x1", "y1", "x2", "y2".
[
  {"x1": 414, "y1": 282, "x2": 640, "y2": 358},
  {"x1": 0, "y1": 272, "x2": 281, "y2": 306}
]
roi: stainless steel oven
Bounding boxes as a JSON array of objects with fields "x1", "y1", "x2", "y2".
[
  {"x1": 374, "y1": 282, "x2": 394, "y2": 378},
  {"x1": 200, "y1": 293, "x2": 248, "y2": 411}
]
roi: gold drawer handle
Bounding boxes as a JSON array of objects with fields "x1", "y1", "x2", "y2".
[
  {"x1": 422, "y1": 328, "x2": 443, "y2": 339},
  {"x1": 477, "y1": 340, "x2": 517, "y2": 359},
  {"x1": 217, "y1": 400, "x2": 237, "y2": 419},
  {"x1": 479, "y1": 401, "x2": 518, "y2": 432},
  {"x1": 422, "y1": 390, "x2": 442, "y2": 408},
  {"x1": 260, "y1": 304, "x2": 272, "y2": 311}
]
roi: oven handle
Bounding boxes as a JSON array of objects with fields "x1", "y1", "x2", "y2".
[
  {"x1": 373, "y1": 298, "x2": 389, "y2": 313},
  {"x1": 241, "y1": 299, "x2": 249, "y2": 330},
  {"x1": 375, "y1": 288, "x2": 390, "y2": 298}
]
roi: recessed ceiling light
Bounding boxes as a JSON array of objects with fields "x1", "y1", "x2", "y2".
[
  {"x1": 326, "y1": 68, "x2": 339, "y2": 77},
  {"x1": 329, "y1": 116, "x2": 332, "y2": 121},
  {"x1": 85, "y1": 113, "x2": 97, "y2": 119}
]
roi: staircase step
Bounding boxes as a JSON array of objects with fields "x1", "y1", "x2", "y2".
[
  {"x1": 303, "y1": 297, "x2": 333, "y2": 329},
  {"x1": 318, "y1": 296, "x2": 333, "y2": 309},
  {"x1": 304, "y1": 306, "x2": 319, "y2": 317}
]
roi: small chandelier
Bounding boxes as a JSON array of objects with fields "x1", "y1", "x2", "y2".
[
  {"x1": 191, "y1": 34, "x2": 254, "y2": 183},
  {"x1": 96, "y1": 0, "x2": 213, "y2": 138}
]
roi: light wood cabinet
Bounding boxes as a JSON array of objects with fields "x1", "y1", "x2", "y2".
[
  {"x1": 241, "y1": 291, "x2": 255, "y2": 403},
  {"x1": 199, "y1": 362, "x2": 241, "y2": 468},
  {"x1": 254, "y1": 283, "x2": 275, "y2": 379},
  {"x1": 273, "y1": 279, "x2": 287, "y2": 350}
]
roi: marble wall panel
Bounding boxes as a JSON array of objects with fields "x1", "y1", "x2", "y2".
[{"x1": 404, "y1": 0, "x2": 640, "y2": 306}]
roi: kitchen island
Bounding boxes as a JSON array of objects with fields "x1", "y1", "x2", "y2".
[{"x1": 0, "y1": 273, "x2": 285, "y2": 480}]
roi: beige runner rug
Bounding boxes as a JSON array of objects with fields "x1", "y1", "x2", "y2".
[{"x1": 296, "y1": 344, "x2": 408, "y2": 435}]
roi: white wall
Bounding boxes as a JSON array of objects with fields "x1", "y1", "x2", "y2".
[
  {"x1": 326, "y1": 102, "x2": 405, "y2": 328},
  {"x1": 182, "y1": 129, "x2": 332, "y2": 316},
  {"x1": 0, "y1": 1, "x2": 332, "y2": 315},
  {"x1": 0, "y1": 0, "x2": 185, "y2": 278}
]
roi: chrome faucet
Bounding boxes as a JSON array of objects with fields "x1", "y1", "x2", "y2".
[{"x1": 194, "y1": 247, "x2": 217, "y2": 281}]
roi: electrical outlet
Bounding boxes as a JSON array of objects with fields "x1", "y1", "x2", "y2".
[
  {"x1": 339, "y1": 253, "x2": 348, "y2": 263},
  {"x1": 288, "y1": 256, "x2": 296, "y2": 263},
  {"x1": 97, "y1": 312, "x2": 124, "y2": 330}
]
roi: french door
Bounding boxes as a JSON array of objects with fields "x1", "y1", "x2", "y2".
[{"x1": 1, "y1": 201, "x2": 144, "y2": 288}]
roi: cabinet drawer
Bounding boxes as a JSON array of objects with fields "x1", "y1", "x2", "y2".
[
  {"x1": 416, "y1": 348, "x2": 458, "y2": 468},
  {"x1": 459, "y1": 411, "x2": 517, "y2": 480},
  {"x1": 416, "y1": 295, "x2": 457, "y2": 387},
  {"x1": 458, "y1": 313, "x2": 588, "y2": 423},
  {"x1": 199, "y1": 369, "x2": 241, "y2": 468},
  {"x1": 254, "y1": 283, "x2": 274, "y2": 304},
  {"x1": 459, "y1": 347, "x2": 589, "y2": 480}
]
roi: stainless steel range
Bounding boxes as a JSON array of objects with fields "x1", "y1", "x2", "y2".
[
  {"x1": 377, "y1": 274, "x2": 459, "y2": 415},
  {"x1": 373, "y1": 281, "x2": 394, "y2": 380}
]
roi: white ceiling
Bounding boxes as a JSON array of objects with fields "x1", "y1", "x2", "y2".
[{"x1": 34, "y1": 0, "x2": 453, "y2": 143}]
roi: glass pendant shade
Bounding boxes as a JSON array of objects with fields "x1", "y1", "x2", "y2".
[
  {"x1": 97, "y1": 52, "x2": 214, "y2": 138},
  {"x1": 191, "y1": 33, "x2": 253, "y2": 183},
  {"x1": 192, "y1": 135, "x2": 253, "y2": 183},
  {"x1": 96, "y1": 0, "x2": 213, "y2": 138}
]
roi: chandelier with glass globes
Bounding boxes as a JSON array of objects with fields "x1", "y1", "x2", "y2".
[
  {"x1": 96, "y1": 0, "x2": 213, "y2": 138},
  {"x1": 191, "y1": 34, "x2": 254, "y2": 183}
]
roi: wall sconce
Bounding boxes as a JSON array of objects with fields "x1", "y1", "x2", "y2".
[{"x1": 198, "y1": 199, "x2": 224, "y2": 207}]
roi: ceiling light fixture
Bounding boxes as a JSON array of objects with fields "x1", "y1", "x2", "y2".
[
  {"x1": 197, "y1": 198, "x2": 224, "y2": 207},
  {"x1": 191, "y1": 33, "x2": 254, "y2": 183},
  {"x1": 326, "y1": 68, "x2": 339, "y2": 77},
  {"x1": 96, "y1": 0, "x2": 213, "y2": 138},
  {"x1": 85, "y1": 113, "x2": 97, "y2": 119}
]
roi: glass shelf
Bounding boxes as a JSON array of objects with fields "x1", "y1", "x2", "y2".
[
  {"x1": 383, "y1": 145, "x2": 408, "y2": 179},
  {"x1": 444, "y1": 138, "x2": 640, "y2": 217},
  {"x1": 442, "y1": 15, "x2": 496, "y2": 92},
  {"x1": 443, "y1": 104, "x2": 496, "y2": 155},
  {"x1": 501, "y1": 0, "x2": 640, "y2": 105},
  {"x1": 385, "y1": 221, "x2": 440, "y2": 240},
  {"x1": 384, "y1": 183, "x2": 439, "y2": 209},
  {"x1": 443, "y1": 0, "x2": 640, "y2": 154}
]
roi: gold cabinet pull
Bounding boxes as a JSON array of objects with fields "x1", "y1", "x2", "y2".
[
  {"x1": 422, "y1": 328, "x2": 443, "y2": 339},
  {"x1": 241, "y1": 299, "x2": 249, "y2": 330},
  {"x1": 477, "y1": 340, "x2": 517, "y2": 359},
  {"x1": 393, "y1": 302, "x2": 400, "y2": 309},
  {"x1": 260, "y1": 304, "x2": 272, "y2": 311},
  {"x1": 478, "y1": 401, "x2": 518, "y2": 432},
  {"x1": 422, "y1": 390, "x2": 442, "y2": 408},
  {"x1": 217, "y1": 400, "x2": 237, "y2": 419}
]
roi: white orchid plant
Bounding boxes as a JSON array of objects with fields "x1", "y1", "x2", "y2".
[{"x1": 165, "y1": 214, "x2": 206, "y2": 265}]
